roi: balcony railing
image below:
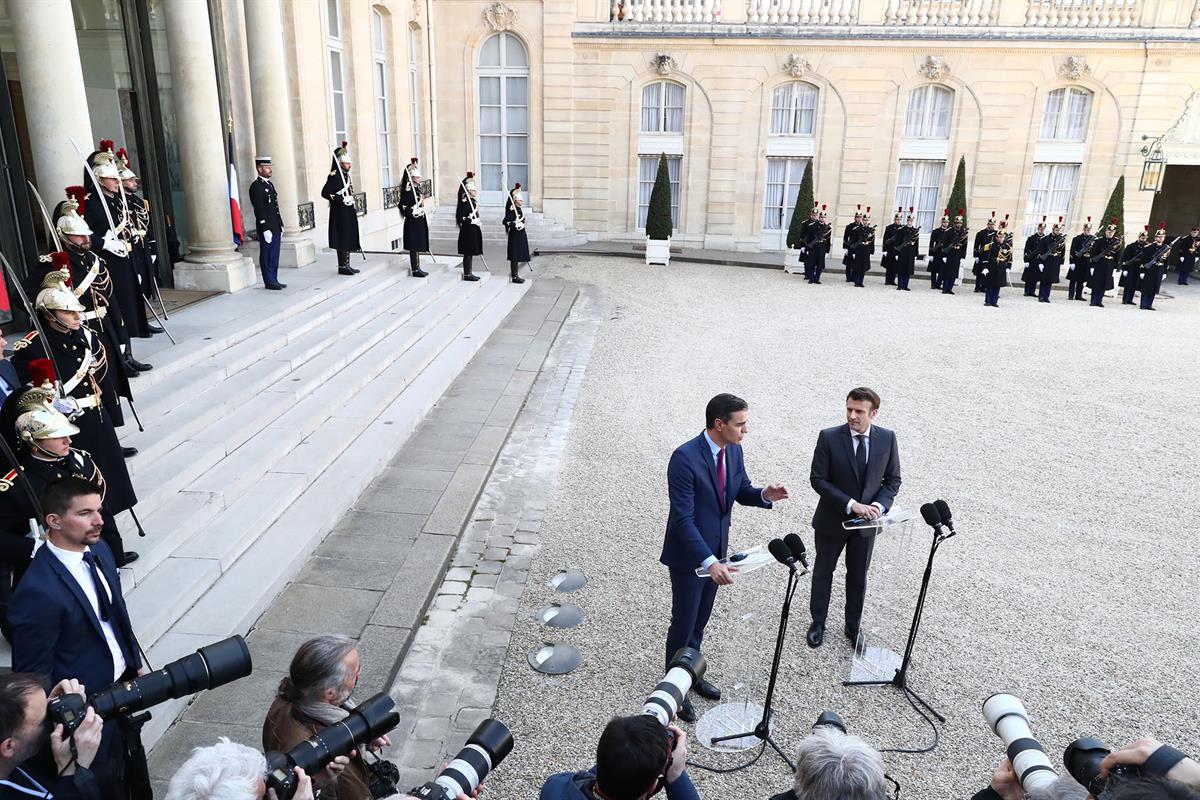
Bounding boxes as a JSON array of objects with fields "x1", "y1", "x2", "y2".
[
  {"x1": 883, "y1": 0, "x2": 999, "y2": 25},
  {"x1": 746, "y1": 0, "x2": 856, "y2": 24},
  {"x1": 297, "y1": 202, "x2": 315, "y2": 231}
]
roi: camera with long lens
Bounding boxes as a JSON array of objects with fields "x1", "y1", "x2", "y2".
[
  {"x1": 47, "y1": 636, "x2": 253, "y2": 736},
  {"x1": 408, "y1": 720, "x2": 514, "y2": 800},
  {"x1": 1064, "y1": 738, "x2": 1142, "y2": 798},
  {"x1": 982, "y1": 693, "x2": 1058, "y2": 794},
  {"x1": 264, "y1": 693, "x2": 401, "y2": 800},
  {"x1": 642, "y1": 647, "x2": 706, "y2": 727}
]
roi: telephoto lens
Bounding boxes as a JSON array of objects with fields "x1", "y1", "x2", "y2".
[
  {"x1": 409, "y1": 720, "x2": 514, "y2": 800},
  {"x1": 642, "y1": 647, "x2": 706, "y2": 727},
  {"x1": 1064, "y1": 737, "x2": 1139, "y2": 798},
  {"x1": 264, "y1": 693, "x2": 401, "y2": 800},
  {"x1": 981, "y1": 693, "x2": 1058, "y2": 793},
  {"x1": 812, "y1": 710, "x2": 847, "y2": 734}
]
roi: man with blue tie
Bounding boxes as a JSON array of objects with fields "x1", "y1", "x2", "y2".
[
  {"x1": 806, "y1": 387, "x2": 902, "y2": 649},
  {"x1": 8, "y1": 476, "x2": 144, "y2": 799},
  {"x1": 660, "y1": 394, "x2": 789, "y2": 722}
]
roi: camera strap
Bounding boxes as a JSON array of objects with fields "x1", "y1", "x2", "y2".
[
  {"x1": 0, "y1": 768, "x2": 52, "y2": 799},
  {"x1": 1143, "y1": 745, "x2": 1188, "y2": 777}
]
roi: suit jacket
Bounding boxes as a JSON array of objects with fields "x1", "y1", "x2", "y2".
[
  {"x1": 660, "y1": 433, "x2": 772, "y2": 570},
  {"x1": 809, "y1": 424, "x2": 902, "y2": 535},
  {"x1": 9, "y1": 539, "x2": 141, "y2": 692}
]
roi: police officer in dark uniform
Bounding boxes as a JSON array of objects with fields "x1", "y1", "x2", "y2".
[
  {"x1": 804, "y1": 206, "x2": 831, "y2": 284},
  {"x1": 320, "y1": 142, "x2": 361, "y2": 276},
  {"x1": 1068, "y1": 218, "x2": 1095, "y2": 301},
  {"x1": 503, "y1": 183, "x2": 529, "y2": 284},
  {"x1": 399, "y1": 157, "x2": 429, "y2": 278},
  {"x1": 843, "y1": 208, "x2": 863, "y2": 282},
  {"x1": 249, "y1": 156, "x2": 286, "y2": 290},
  {"x1": 82, "y1": 148, "x2": 149, "y2": 339},
  {"x1": 1118, "y1": 227, "x2": 1148, "y2": 306},
  {"x1": 1088, "y1": 220, "x2": 1121, "y2": 308},
  {"x1": 1022, "y1": 219, "x2": 1046, "y2": 297},
  {"x1": 881, "y1": 211, "x2": 902, "y2": 286},
  {"x1": 972, "y1": 215, "x2": 997, "y2": 293},
  {"x1": 1037, "y1": 218, "x2": 1066, "y2": 304},
  {"x1": 456, "y1": 172, "x2": 483, "y2": 283},
  {"x1": 943, "y1": 211, "x2": 968, "y2": 295}
]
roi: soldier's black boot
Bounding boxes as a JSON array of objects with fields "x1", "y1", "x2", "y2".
[
  {"x1": 337, "y1": 250, "x2": 356, "y2": 276},
  {"x1": 509, "y1": 260, "x2": 525, "y2": 284},
  {"x1": 410, "y1": 250, "x2": 428, "y2": 278},
  {"x1": 462, "y1": 255, "x2": 480, "y2": 282}
]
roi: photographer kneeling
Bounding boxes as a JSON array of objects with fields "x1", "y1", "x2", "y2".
[
  {"x1": 0, "y1": 674, "x2": 104, "y2": 800},
  {"x1": 769, "y1": 716, "x2": 888, "y2": 800},
  {"x1": 540, "y1": 715, "x2": 695, "y2": 800}
]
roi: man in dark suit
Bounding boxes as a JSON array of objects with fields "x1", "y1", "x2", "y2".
[
  {"x1": 0, "y1": 336, "x2": 18, "y2": 406},
  {"x1": 807, "y1": 387, "x2": 902, "y2": 649},
  {"x1": 249, "y1": 156, "x2": 286, "y2": 290},
  {"x1": 8, "y1": 476, "x2": 144, "y2": 799},
  {"x1": 660, "y1": 394, "x2": 788, "y2": 722}
]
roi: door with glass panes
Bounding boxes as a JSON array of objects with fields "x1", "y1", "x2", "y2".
[{"x1": 477, "y1": 33, "x2": 529, "y2": 206}]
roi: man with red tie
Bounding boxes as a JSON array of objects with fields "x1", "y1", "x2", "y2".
[{"x1": 660, "y1": 394, "x2": 789, "y2": 722}]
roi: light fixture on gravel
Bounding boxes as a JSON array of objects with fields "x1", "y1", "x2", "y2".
[
  {"x1": 528, "y1": 643, "x2": 582, "y2": 674},
  {"x1": 547, "y1": 568, "x2": 587, "y2": 592},
  {"x1": 536, "y1": 603, "x2": 584, "y2": 628}
]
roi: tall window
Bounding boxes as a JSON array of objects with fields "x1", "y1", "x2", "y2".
[
  {"x1": 637, "y1": 156, "x2": 680, "y2": 228},
  {"x1": 1040, "y1": 87, "x2": 1092, "y2": 141},
  {"x1": 640, "y1": 82, "x2": 685, "y2": 134},
  {"x1": 409, "y1": 28, "x2": 422, "y2": 161},
  {"x1": 1024, "y1": 164, "x2": 1079, "y2": 235},
  {"x1": 763, "y1": 158, "x2": 810, "y2": 231},
  {"x1": 770, "y1": 83, "x2": 818, "y2": 136},
  {"x1": 372, "y1": 9, "x2": 392, "y2": 187},
  {"x1": 894, "y1": 160, "x2": 946, "y2": 234},
  {"x1": 327, "y1": 0, "x2": 347, "y2": 145},
  {"x1": 477, "y1": 32, "x2": 529, "y2": 200},
  {"x1": 903, "y1": 85, "x2": 953, "y2": 139}
]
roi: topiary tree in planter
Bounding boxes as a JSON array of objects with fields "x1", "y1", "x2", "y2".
[
  {"x1": 786, "y1": 161, "x2": 814, "y2": 250},
  {"x1": 645, "y1": 153, "x2": 674, "y2": 241},
  {"x1": 947, "y1": 156, "x2": 968, "y2": 224},
  {"x1": 1099, "y1": 176, "x2": 1126, "y2": 238}
]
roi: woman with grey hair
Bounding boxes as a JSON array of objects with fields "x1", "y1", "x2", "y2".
[
  {"x1": 262, "y1": 635, "x2": 389, "y2": 800},
  {"x1": 770, "y1": 727, "x2": 889, "y2": 800}
]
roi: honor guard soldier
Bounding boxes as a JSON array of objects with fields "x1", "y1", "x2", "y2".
[
  {"x1": 972, "y1": 214, "x2": 997, "y2": 293},
  {"x1": 503, "y1": 183, "x2": 529, "y2": 284},
  {"x1": 320, "y1": 142, "x2": 361, "y2": 276},
  {"x1": 928, "y1": 210, "x2": 950, "y2": 290},
  {"x1": 1119, "y1": 227, "x2": 1149, "y2": 306},
  {"x1": 803, "y1": 205, "x2": 831, "y2": 283},
  {"x1": 792, "y1": 205, "x2": 816, "y2": 277},
  {"x1": 846, "y1": 208, "x2": 875, "y2": 287},
  {"x1": 1022, "y1": 218, "x2": 1047, "y2": 297},
  {"x1": 979, "y1": 217, "x2": 1012, "y2": 307},
  {"x1": 881, "y1": 211, "x2": 902, "y2": 286},
  {"x1": 399, "y1": 158, "x2": 430, "y2": 278},
  {"x1": 8, "y1": 274, "x2": 141, "y2": 565},
  {"x1": 843, "y1": 207, "x2": 863, "y2": 282},
  {"x1": 1176, "y1": 224, "x2": 1198, "y2": 285},
  {"x1": 249, "y1": 156, "x2": 285, "y2": 290},
  {"x1": 1088, "y1": 219, "x2": 1122, "y2": 307},
  {"x1": 115, "y1": 146, "x2": 163, "y2": 331},
  {"x1": 1136, "y1": 225, "x2": 1172, "y2": 311},
  {"x1": 887, "y1": 209, "x2": 920, "y2": 291},
  {"x1": 942, "y1": 210, "x2": 969, "y2": 294},
  {"x1": 1068, "y1": 217, "x2": 1095, "y2": 301},
  {"x1": 456, "y1": 172, "x2": 483, "y2": 282},
  {"x1": 83, "y1": 146, "x2": 150, "y2": 339},
  {"x1": 1037, "y1": 218, "x2": 1066, "y2": 303}
]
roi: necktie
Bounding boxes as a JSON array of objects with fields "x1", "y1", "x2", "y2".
[
  {"x1": 855, "y1": 434, "x2": 868, "y2": 487},
  {"x1": 716, "y1": 448, "x2": 726, "y2": 511},
  {"x1": 82, "y1": 551, "x2": 111, "y2": 622}
]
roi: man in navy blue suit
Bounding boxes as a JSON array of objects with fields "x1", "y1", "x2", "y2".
[
  {"x1": 8, "y1": 476, "x2": 144, "y2": 799},
  {"x1": 660, "y1": 394, "x2": 789, "y2": 722},
  {"x1": 806, "y1": 387, "x2": 902, "y2": 649}
]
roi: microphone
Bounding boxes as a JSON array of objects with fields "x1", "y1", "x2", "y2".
[
  {"x1": 768, "y1": 538, "x2": 797, "y2": 570},
  {"x1": 919, "y1": 502, "x2": 944, "y2": 534},
  {"x1": 934, "y1": 499, "x2": 956, "y2": 534},
  {"x1": 783, "y1": 533, "x2": 810, "y2": 569}
]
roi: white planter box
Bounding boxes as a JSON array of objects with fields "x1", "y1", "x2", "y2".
[
  {"x1": 783, "y1": 247, "x2": 804, "y2": 274},
  {"x1": 646, "y1": 236, "x2": 672, "y2": 266}
]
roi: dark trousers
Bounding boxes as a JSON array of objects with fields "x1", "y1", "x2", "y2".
[
  {"x1": 884, "y1": 263, "x2": 896, "y2": 285},
  {"x1": 809, "y1": 528, "x2": 876, "y2": 632},
  {"x1": 409, "y1": 250, "x2": 421, "y2": 271},
  {"x1": 259, "y1": 232, "x2": 281, "y2": 286},
  {"x1": 1038, "y1": 280, "x2": 1054, "y2": 302},
  {"x1": 1068, "y1": 277, "x2": 1085, "y2": 299},
  {"x1": 337, "y1": 249, "x2": 350, "y2": 268},
  {"x1": 1179, "y1": 269, "x2": 1191, "y2": 285},
  {"x1": 1140, "y1": 289, "x2": 1156, "y2": 309},
  {"x1": 930, "y1": 269, "x2": 941, "y2": 290},
  {"x1": 897, "y1": 271, "x2": 910, "y2": 290},
  {"x1": 1122, "y1": 282, "x2": 1138, "y2": 304},
  {"x1": 851, "y1": 266, "x2": 866, "y2": 287},
  {"x1": 985, "y1": 286, "x2": 1001, "y2": 305},
  {"x1": 1024, "y1": 277, "x2": 1038, "y2": 296},
  {"x1": 463, "y1": 254, "x2": 473, "y2": 275},
  {"x1": 665, "y1": 567, "x2": 718, "y2": 669},
  {"x1": 1090, "y1": 283, "x2": 1105, "y2": 306}
]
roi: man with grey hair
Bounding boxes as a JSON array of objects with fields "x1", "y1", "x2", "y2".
[
  {"x1": 164, "y1": 737, "x2": 311, "y2": 800},
  {"x1": 771, "y1": 726, "x2": 888, "y2": 800}
]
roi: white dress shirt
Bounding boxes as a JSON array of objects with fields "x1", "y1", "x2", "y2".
[{"x1": 45, "y1": 540, "x2": 127, "y2": 680}]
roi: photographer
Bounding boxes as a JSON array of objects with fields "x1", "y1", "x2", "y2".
[
  {"x1": 971, "y1": 757, "x2": 1088, "y2": 800},
  {"x1": 769, "y1": 725, "x2": 887, "y2": 800},
  {"x1": 1101, "y1": 739, "x2": 1200, "y2": 794},
  {"x1": 263, "y1": 636, "x2": 389, "y2": 800},
  {"x1": 540, "y1": 715, "x2": 696, "y2": 800},
  {"x1": 165, "y1": 739, "x2": 314, "y2": 800},
  {"x1": 0, "y1": 674, "x2": 104, "y2": 800}
]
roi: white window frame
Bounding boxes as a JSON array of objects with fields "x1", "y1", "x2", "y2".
[
  {"x1": 637, "y1": 155, "x2": 681, "y2": 229},
  {"x1": 327, "y1": 0, "x2": 347, "y2": 147},
  {"x1": 640, "y1": 81, "x2": 685, "y2": 134},
  {"x1": 409, "y1": 27, "x2": 422, "y2": 161},
  {"x1": 903, "y1": 85, "x2": 953, "y2": 140},
  {"x1": 762, "y1": 157, "x2": 811, "y2": 232},
  {"x1": 1040, "y1": 87, "x2": 1093, "y2": 142},
  {"x1": 769, "y1": 83, "x2": 818, "y2": 137},
  {"x1": 894, "y1": 159, "x2": 946, "y2": 235},
  {"x1": 372, "y1": 10, "x2": 392, "y2": 188},
  {"x1": 477, "y1": 32, "x2": 530, "y2": 204},
  {"x1": 1024, "y1": 163, "x2": 1079, "y2": 236}
]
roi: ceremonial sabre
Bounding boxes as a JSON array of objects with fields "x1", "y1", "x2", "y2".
[
  {"x1": 0, "y1": 250, "x2": 67, "y2": 397},
  {"x1": 26, "y1": 182, "x2": 63, "y2": 252}
]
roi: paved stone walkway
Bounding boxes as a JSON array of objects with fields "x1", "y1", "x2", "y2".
[{"x1": 146, "y1": 278, "x2": 578, "y2": 793}]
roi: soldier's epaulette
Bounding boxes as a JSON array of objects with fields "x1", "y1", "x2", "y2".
[
  {"x1": 0, "y1": 469, "x2": 17, "y2": 492},
  {"x1": 11, "y1": 332, "x2": 38, "y2": 351}
]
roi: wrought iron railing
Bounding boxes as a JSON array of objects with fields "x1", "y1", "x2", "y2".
[
  {"x1": 298, "y1": 202, "x2": 315, "y2": 231},
  {"x1": 383, "y1": 185, "x2": 403, "y2": 210},
  {"x1": 354, "y1": 192, "x2": 367, "y2": 217}
]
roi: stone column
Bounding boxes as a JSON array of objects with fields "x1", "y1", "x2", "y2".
[
  {"x1": 162, "y1": 0, "x2": 255, "y2": 292},
  {"x1": 8, "y1": 0, "x2": 94, "y2": 203},
  {"x1": 242, "y1": 0, "x2": 315, "y2": 268}
]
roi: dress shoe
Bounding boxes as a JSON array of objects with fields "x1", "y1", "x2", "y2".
[
  {"x1": 265, "y1": 283, "x2": 285, "y2": 291},
  {"x1": 122, "y1": 447, "x2": 138, "y2": 458},
  {"x1": 121, "y1": 552, "x2": 140, "y2": 565},
  {"x1": 411, "y1": 269, "x2": 429, "y2": 278},
  {"x1": 126, "y1": 357, "x2": 153, "y2": 372},
  {"x1": 694, "y1": 679, "x2": 721, "y2": 701},
  {"x1": 350, "y1": 266, "x2": 361, "y2": 274},
  {"x1": 147, "y1": 324, "x2": 164, "y2": 335},
  {"x1": 677, "y1": 698, "x2": 697, "y2": 723},
  {"x1": 338, "y1": 267, "x2": 357, "y2": 276},
  {"x1": 462, "y1": 273, "x2": 481, "y2": 281},
  {"x1": 511, "y1": 276, "x2": 526, "y2": 284},
  {"x1": 806, "y1": 622, "x2": 825, "y2": 648},
  {"x1": 845, "y1": 625, "x2": 861, "y2": 646}
]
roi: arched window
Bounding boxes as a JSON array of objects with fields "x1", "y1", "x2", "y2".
[
  {"x1": 372, "y1": 8, "x2": 392, "y2": 187},
  {"x1": 477, "y1": 32, "x2": 529, "y2": 202},
  {"x1": 770, "y1": 83, "x2": 818, "y2": 136},
  {"x1": 1040, "y1": 87, "x2": 1092, "y2": 141},
  {"x1": 903, "y1": 85, "x2": 953, "y2": 139},
  {"x1": 640, "y1": 81, "x2": 685, "y2": 134}
]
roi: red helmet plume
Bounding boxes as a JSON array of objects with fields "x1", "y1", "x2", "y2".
[
  {"x1": 29, "y1": 359, "x2": 56, "y2": 389},
  {"x1": 50, "y1": 251, "x2": 70, "y2": 268},
  {"x1": 66, "y1": 185, "x2": 88, "y2": 205}
]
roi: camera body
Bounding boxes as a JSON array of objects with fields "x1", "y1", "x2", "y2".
[
  {"x1": 47, "y1": 693, "x2": 88, "y2": 737},
  {"x1": 1064, "y1": 737, "x2": 1142, "y2": 798}
]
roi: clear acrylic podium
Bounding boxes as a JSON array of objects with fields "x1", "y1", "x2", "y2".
[{"x1": 692, "y1": 544, "x2": 776, "y2": 578}]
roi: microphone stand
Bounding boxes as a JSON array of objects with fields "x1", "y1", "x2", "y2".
[
  {"x1": 709, "y1": 563, "x2": 807, "y2": 771},
  {"x1": 842, "y1": 526, "x2": 953, "y2": 722}
]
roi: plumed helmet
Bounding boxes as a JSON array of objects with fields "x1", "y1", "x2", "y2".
[
  {"x1": 36, "y1": 268, "x2": 85, "y2": 313},
  {"x1": 406, "y1": 157, "x2": 421, "y2": 180},
  {"x1": 16, "y1": 405, "x2": 80, "y2": 443},
  {"x1": 92, "y1": 151, "x2": 120, "y2": 180},
  {"x1": 55, "y1": 187, "x2": 93, "y2": 237},
  {"x1": 116, "y1": 147, "x2": 136, "y2": 180},
  {"x1": 463, "y1": 171, "x2": 477, "y2": 193}
]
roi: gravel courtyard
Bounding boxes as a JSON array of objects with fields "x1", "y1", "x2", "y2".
[{"x1": 487, "y1": 255, "x2": 1200, "y2": 800}]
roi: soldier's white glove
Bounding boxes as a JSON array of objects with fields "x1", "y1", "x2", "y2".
[
  {"x1": 982, "y1": 269, "x2": 989, "y2": 275},
  {"x1": 342, "y1": 195, "x2": 354, "y2": 207},
  {"x1": 263, "y1": 230, "x2": 273, "y2": 244},
  {"x1": 471, "y1": 217, "x2": 481, "y2": 227},
  {"x1": 1039, "y1": 265, "x2": 1044, "y2": 272},
  {"x1": 1121, "y1": 270, "x2": 1127, "y2": 277},
  {"x1": 102, "y1": 230, "x2": 128, "y2": 258}
]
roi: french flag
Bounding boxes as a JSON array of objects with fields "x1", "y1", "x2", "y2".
[{"x1": 227, "y1": 129, "x2": 244, "y2": 246}]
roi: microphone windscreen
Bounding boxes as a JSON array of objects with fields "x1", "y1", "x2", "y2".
[
  {"x1": 784, "y1": 533, "x2": 807, "y2": 560},
  {"x1": 920, "y1": 503, "x2": 942, "y2": 526},
  {"x1": 768, "y1": 538, "x2": 794, "y2": 565},
  {"x1": 934, "y1": 499, "x2": 952, "y2": 524}
]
